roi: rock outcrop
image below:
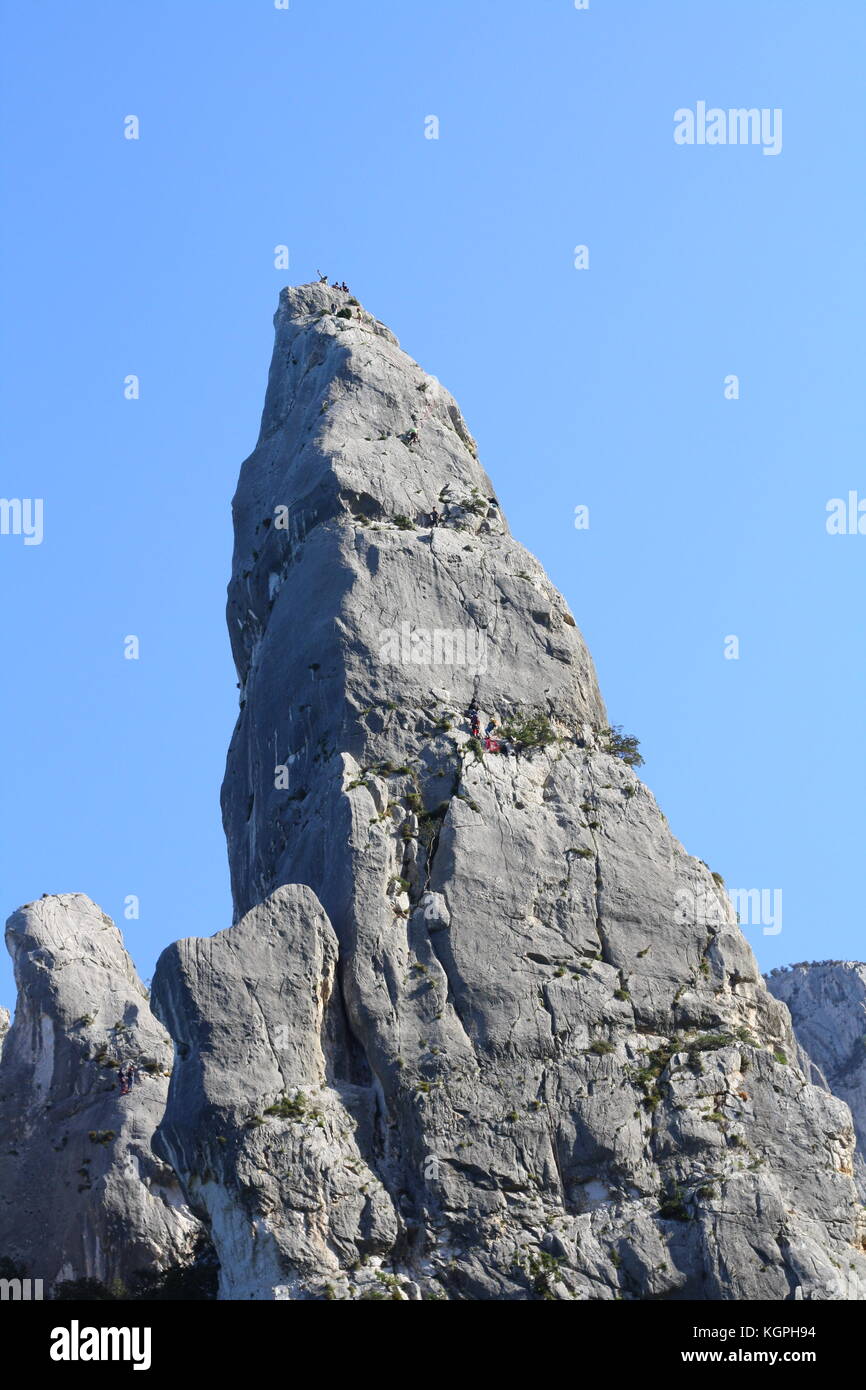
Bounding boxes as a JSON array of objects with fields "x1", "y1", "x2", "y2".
[
  {"x1": 0, "y1": 1007, "x2": 9, "y2": 1053},
  {"x1": 151, "y1": 283, "x2": 866, "y2": 1300},
  {"x1": 0, "y1": 894, "x2": 200, "y2": 1289},
  {"x1": 768, "y1": 963, "x2": 866, "y2": 1199},
  {"x1": 152, "y1": 885, "x2": 398, "y2": 1300}
]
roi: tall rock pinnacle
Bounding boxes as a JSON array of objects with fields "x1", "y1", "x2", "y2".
[
  {"x1": 151, "y1": 284, "x2": 866, "y2": 1300},
  {"x1": 221, "y1": 281, "x2": 606, "y2": 924}
]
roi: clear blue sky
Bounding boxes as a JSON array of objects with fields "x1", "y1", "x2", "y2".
[{"x1": 1, "y1": 0, "x2": 863, "y2": 1008}]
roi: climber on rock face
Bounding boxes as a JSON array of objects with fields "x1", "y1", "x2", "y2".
[
  {"x1": 484, "y1": 718, "x2": 502, "y2": 753},
  {"x1": 465, "y1": 698, "x2": 481, "y2": 738}
]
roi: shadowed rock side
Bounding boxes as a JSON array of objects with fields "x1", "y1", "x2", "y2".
[
  {"x1": 0, "y1": 895, "x2": 200, "y2": 1288},
  {"x1": 768, "y1": 963, "x2": 866, "y2": 1200},
  {"x1": 149, "y1": 283, "x2": 866, "y2": 1302}
]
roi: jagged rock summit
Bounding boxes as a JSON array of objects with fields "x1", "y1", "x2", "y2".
[
  {"x1": 768, "y1": 962, "x2": 866, "y2": 1200},
  {"x1": 150, "y1": 283, "x2": 866, "y2": 1300},
  {"x1": 0, "y1": 894, "x2": 199, "y2": 1288}
]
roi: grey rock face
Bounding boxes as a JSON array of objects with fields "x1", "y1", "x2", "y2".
[
  {"x1": 768, "y1": 963, "x2": 866, "y2": 1199},
  {"x1": 156, "y1": 284, "x2": 866, "y2": 1300},
  {"x1": 152, "y1": 885, "x2": 399, "y2": 1300},
  {"x1": 0, "y1": 1007, "x2": 9, "y2": 1053},
  {"x1": 0, "y1": 894, "x2": 200, "y2": 1288}
]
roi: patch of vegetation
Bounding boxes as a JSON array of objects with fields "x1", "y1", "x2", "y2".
[
  {"x1": 658, "y1": 1183, "x2": 691, "y2": 1221},
  {"x1": 336, "y1": 307, "x2": 353, "y2": 319},
  {"x1": 459, "y1": 489, "x2": 487, "y2": 516},
  {"x1": 417, "y1": 803, "x2": 448, "y2": 848},
  {"x1": 392, "y1": 515, "x2": 414, "y2": 530},
  {"x1": 773, "y1": 1049, "x2": 788, "y2": 1065},
  {"x1": 602, "y1": 725, "x2": 644, "y2": 767},
  {"x1": 88, "y1": 1130, "x2": 116, "y2": 1146},
  {"x1": 587, "y1": 1040, "x2": 615, "y2": 1056},
  {"x1": 635, "y1": 1038, "x2": 679, "y2": 1093},
  {"x1": 526, "y1": 1251, "x2": 562, "y2": 1300},
  {"x1": 263, "y1": 1091, "x2": 319, "y2": 1122},
  {"x1": 499, "y1": 710, "x2": 558, "y2": 749},
  {"x1": 54, "y1": 1237, "x2": 219, "y2": 1301},
  {"x1": 373, "y1": 1271, "x2": 405, "y2": 1300},
  {"x1": 53, "y1": 1277, "x2": 118, "y2": 1301},
  {"x1": 688, "y1": 1032, "x2": 736, "y2": 1055}
]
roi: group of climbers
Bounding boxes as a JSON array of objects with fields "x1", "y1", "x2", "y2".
[
  {"x1": 317, "y1": 271, "x2": 351, "y2": 292},
  {"x1": 118, "y1": 1064, "x2": 139, "y2": 1097},
  {"x1": 465, "y1": 698, "x2": 509, "y2": 755}
]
